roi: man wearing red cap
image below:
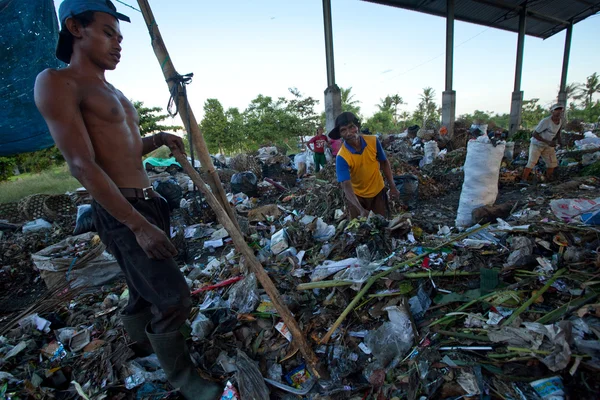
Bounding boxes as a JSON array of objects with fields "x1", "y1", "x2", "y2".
[
  {"x1": 329, "y1": 112, "x2": 400, "y2": 218},
  {"x1": 34, "y1": 1, "x2": 220, "y2": 398}
]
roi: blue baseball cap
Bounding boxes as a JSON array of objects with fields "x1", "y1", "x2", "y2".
[{"x1": 56, "y1": 0, "x2": 130, "y2": 63}]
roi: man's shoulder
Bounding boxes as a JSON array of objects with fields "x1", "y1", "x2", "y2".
[{"x1": 36, "y1": 68, "x2": 79, "y2": 92}]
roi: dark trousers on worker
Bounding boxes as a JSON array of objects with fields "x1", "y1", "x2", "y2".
[
  {"x1": 92, "y1": 197, "x2": 191, "y2": 334},
  {"x1": 347, "y1": 188, "x2": 388, "y2": 219}
]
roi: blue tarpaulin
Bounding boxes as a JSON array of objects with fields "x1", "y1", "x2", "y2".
[{"x1": 0, "y1": 0, "x2": 65, "y2": 156}]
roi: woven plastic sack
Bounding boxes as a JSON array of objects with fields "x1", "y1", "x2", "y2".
[{"x1": 456, "y1": 137, "x2": 505, "y2": 227}]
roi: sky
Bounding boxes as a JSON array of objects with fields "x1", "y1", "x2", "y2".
[{"x1": 53, "y1": 0, "x2": 600, "y2": 123}]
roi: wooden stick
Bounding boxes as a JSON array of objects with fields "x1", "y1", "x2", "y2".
[
  {"x1": 320, "y1": 224, "x2": 490, "y2": 343},
  {"x1": 171, "y1": 150, "x2": 327, "y2": 379},
  {"x1": 136, "y1": 0, "x2": 239, "y2": 231}
]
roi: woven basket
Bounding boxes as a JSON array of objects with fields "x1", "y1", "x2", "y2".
[
  {"x1": 0, "y1": 202, "x2": 21, "y2": 222},
  {"x1": 43, "y1": 194, "x2": 76, "y2": 221},
  {"x1": 18, "y1": 194, "x2": 51, "y2": 220}
]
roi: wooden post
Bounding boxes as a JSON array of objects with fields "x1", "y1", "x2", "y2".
[
  {"x1": 136, "y1": 0, "x2": 238, "y2": 230},
  {"x1": 172, "y1": 150, "x2": 328, "y2": 380}
]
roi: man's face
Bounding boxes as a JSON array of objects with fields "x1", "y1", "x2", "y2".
[
  {"x1": 73, "y1": 12, "x2": 123, "y2": 70},
  {"x1": 339, "y1": 122, "x2": 359, "y2": 141},
  {"x1": 551, "y1": 108, "x2": 563, "y2": 119},
  {"x1": 317, "y1": 127, "x2": 324, "y2": 135}
]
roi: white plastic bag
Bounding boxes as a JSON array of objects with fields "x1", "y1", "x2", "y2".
[
  {"x1": 550, "y1": 197, "x2": 600, "y2": 222},
  {"x1": 504, "y1": 142, "x2": 515, "y2": 161},
  {"x1": 423, "y1": 141, "x2": 439, "y2": 165},
  {"x1": 455, "y1": 137, "x2": 505, "y2": 227}
]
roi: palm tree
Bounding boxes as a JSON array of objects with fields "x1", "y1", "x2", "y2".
[
  {"x1": 577, "y1": 73, "x2": 600, "y2": 107},
  {"x1": 400, "y1": 111, "x2": 410, "y2": 127},
  {"x1": 377, "y1": 96, "x2": 394, "y2": 113},
  {"x1": 420, "y1": 87, "x2": 435, "y2": 104},
  {"x1": 340, "y1": 87, "x2": 361, "y2": 115},
  {"x1": 390, "y1": 94, "x2": 404, "y2": 125}
]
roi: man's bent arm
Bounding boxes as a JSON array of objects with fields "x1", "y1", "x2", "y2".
[
  {"x1": 341, "y1": 180, "x2": 367, "y2": 217},
  {"x1": 141, "y1": 133, "x2": 164, "y2": 156},
  {"x1": 34, "y1": 70, "x2": 148, "y2": 231},
  {"x1": 380, "y1": 159, "x2": 398, "y2": 190}
]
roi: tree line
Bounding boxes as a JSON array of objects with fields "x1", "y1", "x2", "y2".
[{"x1": 1, "y1": 73, "x2": 598, "y2": 182}]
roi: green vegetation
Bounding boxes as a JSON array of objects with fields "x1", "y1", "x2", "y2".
[
  {"x1": 133, "y1": 101, "x2": 181, "y2": 136},
  {"x1": 199, "y1": 88, "x2": 320, "y2": 154},
  {"x1": 0, "y1": 165, "x2": 80, "y2": 203},
  {"x1": 580, "y1": 160, "x2": 600, "y2": 177}
]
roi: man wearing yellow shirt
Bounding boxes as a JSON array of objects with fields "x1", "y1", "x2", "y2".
[{"x1": 329, "y1": 112, "x2": 400, "y2": 219}]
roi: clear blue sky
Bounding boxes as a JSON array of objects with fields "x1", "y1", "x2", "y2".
[{"x1": 54, "y1": 0, "x2": 600, "y2": 121}]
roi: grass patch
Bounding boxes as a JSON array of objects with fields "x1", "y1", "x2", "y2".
[{"x1": 0, "y1": 165, "x2": 81, "y2": 203}]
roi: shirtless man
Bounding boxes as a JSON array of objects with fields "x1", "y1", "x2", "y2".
[{"x1": 34, "y1": 1, "x2": 220, "y2": 399}]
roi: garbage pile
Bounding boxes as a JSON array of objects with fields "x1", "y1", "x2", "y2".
[{"x1": 2, "y1": 132, "x2": 600, "y2": 399}]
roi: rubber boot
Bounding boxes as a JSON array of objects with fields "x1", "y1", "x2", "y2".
[
  {"x1": 120, "y1": 309, "x2": 153, "y2": 357},
  {"x1": 146, "y1": 325, "x2": 222, "y2": 400}
]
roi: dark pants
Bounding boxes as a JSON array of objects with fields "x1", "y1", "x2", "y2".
[
  {"x1": 314, "y1": 152, "x2": 326, "y2": 172},
  {"x1": 347, "y1": 188, "x2": 388, "y2": 219},
  {"x1": 92, "y1": 197, "x2": 191, "y2": 334}
]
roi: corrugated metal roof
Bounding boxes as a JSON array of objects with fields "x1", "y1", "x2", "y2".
[{"x1": 363, "y1": 0, "x2": 600, "y2": 39}]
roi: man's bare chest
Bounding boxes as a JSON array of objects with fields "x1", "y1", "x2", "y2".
[{"x1": 79, "y1": 85, "x2": 138, "y2": 127}]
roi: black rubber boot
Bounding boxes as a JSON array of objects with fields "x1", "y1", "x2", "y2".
[
  {"x1": 146, "y1": 325, "x2": 222, "y2": 400},
  {"x1": 120, "y1": 309, "x2": 153, "y2": 356}
]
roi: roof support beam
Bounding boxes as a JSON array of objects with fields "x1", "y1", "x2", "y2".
[
  {"x1": 443, "y1": 0, "x2": 456, "y2": 137},
  {"x1": 322, "y1": 0, "x2": 336, "y2": 88},
  {"x1": 558, "y1": 22, "x2": 573, "y2": 108},
  {"x1": 322, "y1": 0, "x2": 341, "y2": 134},
  {"x1": 510, "y1": 6, "x2": 526, "y2": 135},
  {"x1": 445, "y1": 0, "x2": 454, "y2": 92}
]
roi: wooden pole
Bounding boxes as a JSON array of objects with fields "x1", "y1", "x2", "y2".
[
  {"x1": 171, "y1": 150, "x2": 328, "y2": 380},
  {"x1": 136, "y1": 0, "x2": 238, "y2": 230}
]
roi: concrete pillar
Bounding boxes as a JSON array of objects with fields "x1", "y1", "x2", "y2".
[
  {"x1": 443, "y1": 0, "x2": 455, "y2": 136},
  {"x1": 322, "y1": 0, "x2": 341, "y2": 132},
  {"x1": 442, "y1": 91, "x2": 456, "y2": 136},
  {"x1": 509, "y1": 6, "x2": 526, "y2": 136},
  {"x1": 509, "y1": 91, "x2": 524, "y2": 134},
  {"x1": 324, "y1": 85, "x2": 342, "y2": 134},
  {"x1": 557, "y1": 22, "x2": 573, "y2": 110}
]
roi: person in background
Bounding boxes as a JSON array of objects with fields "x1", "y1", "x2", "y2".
[
  {"x1": 307, "y1": 126, "x2": 329, "y2": 172},
  {"x1": 330, "y1": 136, "x2": 342, "y2": 158},
  {"x1": 329, "y1": 112, "x2": 400, "y2": 219},
  {"x1": 522, "y1": 104, "x2": 564, "y2": 182}
]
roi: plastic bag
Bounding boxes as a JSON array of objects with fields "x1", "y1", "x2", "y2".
[
  {"x1": 455, "y1": 137, "x2": 505, "y2": 227},
  {"x1": 228, "y1": 273, "x2": 260, "y2": 313},
  {"x1": 235, "y1": 350, "x2": 270, "y2": 399},
  {"x1": 550, "y1": 197, "x2": 600, "y2": 222},
  {"x1": 190, "y1": 313, "x2": 214, "y2": 341},
  {"x1": 22, "y1": 218, "x2": 52, "y2": 233},
  {"x1": 153, "y1": 178, "x2": 183, "y2": 211},
  {"x1": 365, "y1": 306, "x2": 414, "y2": 368},
  {"x1": 394, "y1": 175, "x2": 419, "y2": 210},
  {"x1": 313, "y1": 218, "x2": 335, "y2": 242},
  {"x1": 230, "y1": 171, "x2": 258, "y2": 197},
  {"x1": 504, "y1": 142, "x2": 515, "y2": 161},
  {"x1": 73, "y1": 204, "x2": 95, "y2": 235},
  {"x1": 310, "y1": 258, "x2": 359, "y2": 282},
  {"x1": 423, "y1": 141, "x2": 439, "y2": 165}
]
